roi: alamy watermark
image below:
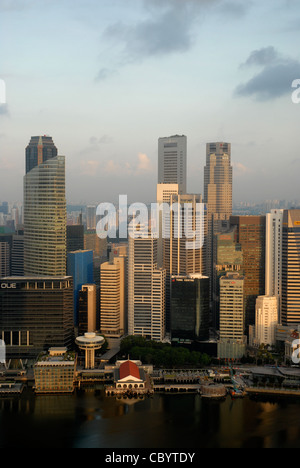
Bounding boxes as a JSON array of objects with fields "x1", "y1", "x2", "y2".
[
  {"x1": 292, "y1": 79, "x2": 300, "y2": 104},
  {"x1": 0, "y1": 79, "x2": 6, "y2": 104},
  {"x1": 292, "y1": 339, "x2": 300, "y2": 364},
  {"x1": 0, "y1": 340, "x2": 6, "y2": 365},
  {"x1": 96, "y1": 195, "x2": 205, "y2": 250}
]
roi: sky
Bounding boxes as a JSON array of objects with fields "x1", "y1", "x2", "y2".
[{"x1": 0, "y1": 0, "x2": 300, "y2": 205}]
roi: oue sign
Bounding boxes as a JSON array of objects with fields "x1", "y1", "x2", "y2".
[{"x1": 0, "y1": 283, "x2": 17, "y2": 289}]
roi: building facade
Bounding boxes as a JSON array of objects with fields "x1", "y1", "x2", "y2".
[
  {"x1": 282, "y1": 209, "x2": 300, "y2": 326},
  {"x1": 24, "y1": 150, "x2": 67, "y2": 277},
  {"x1": 219, "y1": 273, "x2": 245, "y2": 341},
  {"x1": 171, "y1": 274, "x2": 210, "y2": 342},
  {"x1": 230, "y1": 216, "x2": 266, "y2": 330},
  {"x1": 204, "y1": 142, "x2": 233, "y2": 284},
  {"x1": 0, "y1": 277, "x2": 74, "y2": 360},
  {"x1": 78, "y1": 284, "x2": 97, "y2": 336},
  {"x1": 67, "y1": 250, "x2": 94, "y2": 328},
  {"x1": 158, "y1": 135, "x2": 187, "y2": 195},
  {"x1": 255, "y1": 296, "x2": 278, "y2": 347},
  {"x1": 25, "y1": 135, "x2": 58, "y2": 174},
  {"x1": 128, "y1": 233, "x2": 166, "y2": 342},
  {"x1": 100, "y1": 256, "x2": 125, "y2": 338},
  {"x1": 265, "y1": 209, "x2": 284, "y2": 300}
]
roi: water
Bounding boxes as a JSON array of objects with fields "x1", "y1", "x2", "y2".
[{"x1": 0, "y1": 389, "x2": 300, "y2": 448}]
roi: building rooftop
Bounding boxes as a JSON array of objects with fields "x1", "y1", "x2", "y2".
[{"x1": 119, "y1": 360, "x2": 141, "y2": 381}]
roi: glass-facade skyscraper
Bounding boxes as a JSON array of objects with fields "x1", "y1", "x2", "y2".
[
  {"x1": 24, "y1": 136, "x2": 66, "y2": 277},
  {"x1": 25, "y1": 135, "x2": 58, "y2": 174}
]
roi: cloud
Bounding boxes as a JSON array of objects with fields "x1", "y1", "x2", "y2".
[
  {"x1": 233, "y1": 162, "x2": 253, "y2": 176},
  {"x1": 80, "y1": 160, "x2": 101, "y2": 177},
  {"x1": 240, "y1": 46, "x2": 279, "y2": 68},
  {"x1": 0, "y1": 156, "x2": 16, "y2": 170},
  {"x1": 95, "y1": 68, "x2": 118, "y2": 82},
  {"x1": 235, "y1": 47, "x2": 300, "y2": 101},
  {"x1": 103, "y1": 7, "x2": 195, "y2": 63},
  {"x1": 136, "y1": 153, "x2": 154, "y2": 174},
  {"x1": 104, "y1": 153, "x2": 154, "y2": 176},
  {"x1": 0, "y1": 104, "x2": 9, "y2": 116},
  {"x1": 96, "y1": 0, "x2": 252, "y2": 79}
]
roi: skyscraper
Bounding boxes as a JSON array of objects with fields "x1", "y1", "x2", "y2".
[
  {"x1": 78, "y1": 284, "x2": 97, "y2": 336},
  {"x1": 67, "y1": 250, "x2": 94, "y2": 328},
  {"x1": 204, "y1": 142, "x2": 233, "y2": 223},
  {"x1": 255, "y1": 296, "x2": 278, "y2": 346},
  {"x1": 204, "y1": 142, "x2": 233, "y2": 285},
  {"x1": 0, "y1": 242, "x2": 10, "y2": 276},
  {"x1": 171, "y1": 274, "x2": 210, "y2": 342},
  {"x1": 158, "y1": 135, "x2": 187, "y2": 194},
  {"x1": 67, "y1": 225, "x2": 84, "y2": 254},
  {"x1": 230, "y1": 216, "x2": 266, "y2": 331},
  {"x1": 100, "y1": 255, "x2": 125, "y2": 338},
  {"x1": 25, "y1": 135, "x2": 58, "y2": 174},
  {"x1": 163, "y1": 193, "x2": 207, "y2": 331},
  {"x1": 219, "y1": 273, "x2": 245, "y2": 341},
  {"x1": 24, "y1": 136, "x2": 66, "y2": 277},
  {"x1": 213, "y1": 228, "x2": 243, "y2": 328},
  {"x1": 0, "y1": 276, "x2": 74, "y2": 360},
  {"x1": 218, "y1": 272, "x2": 246, "y2": 360},
  {"x1": 128, "y1": 231, "x2": 166, "y2": 342},
  {"x1": 281, "y1": 209, "x2": 300, "y2": 326},
  {"x1": 265, "y1": 209, "x2": 284, "y2": 301},
  {"x1": 86, "y1": 206, "x2": 97, "y2": 231}
]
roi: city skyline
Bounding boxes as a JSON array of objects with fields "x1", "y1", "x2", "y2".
[{"x1": 0, "y1": 0, "x2": 300, "y2": 204}]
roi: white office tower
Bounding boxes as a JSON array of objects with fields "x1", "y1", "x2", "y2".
[
  {"x1": 128, "y1": 227, "x2": 166, "y2": 342},
  {"x1": 219, "y1": 273, "x2": 245, "y2": 341},
  {"x1": 265, "y1": 210, "x2": 284, "y2": 301},
  {"x1": 255, "y1": 296, "x2": 278, "y2": 347},
  {"x1": 100, "y1": 256, "x2": 125, "y2": 338},
  {"x1": 158, "y1": 135, "x2": 187, "y2": 195}
]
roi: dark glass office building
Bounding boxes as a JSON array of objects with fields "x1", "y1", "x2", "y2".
[
  {"x1": 0, "y1": 277, "x2": 74, "y2": 360},
  {"x1": 25, "y1": 135, "x2": 58, "y2": 174},
  {"x1": 171, "y1": 275, "x2": 210, "y2": 342}
]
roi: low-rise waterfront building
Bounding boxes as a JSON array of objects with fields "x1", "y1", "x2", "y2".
[{"x1": 34, "y1": 348, "x2": 77, "y2": 394}]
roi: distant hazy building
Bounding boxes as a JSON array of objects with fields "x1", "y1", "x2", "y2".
[
  {"x1": 158, "y1": 135, "x2": 187, "y2": 194},
  {"x1": 100, "y1": 256, "x2": 125, "y2": 338},
  {"x1": 84, "y1": 230, "x2": 107, "y2": 258},
  {"x1": 171, "y1": 274, "x2": 210, "y2": 342},
  {"x1": 24, "y1": 143, "x2": 66, "y2": 277},
  {"x1": 282, "y1": 209, "x2": 300, "y2": 326},
  {"x1": 11, "y1": 234, "x2": 24, "y2": 276},
  {"x1": 0, "y1": 276, "x2": 74, "y2": 360},
  {"x1": 78, "y1": 284, "x2": 97, "y2": 336},
  {"x1": 128, "y1": 232, "x2": 166, "y2": 342},
  {"x1": 67, "y1": 225, "x2": 84, "y2": 253},
  {"x1": 67, "y1": 250, "x2": 94, "y2": 328},
  {"x1": 255, "y1": 296, "x2": 278, "y2": 347},
  {"x1": 86, "y1": 206, "x2": 97, "y2": 231},
  {"x1": 230, "y1": 216, "x2": 266, "y2": 330}
]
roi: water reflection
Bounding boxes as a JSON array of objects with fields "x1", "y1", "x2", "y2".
[{"x1": 0, "y1": 389, "x2": 300, "y2": 448}]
